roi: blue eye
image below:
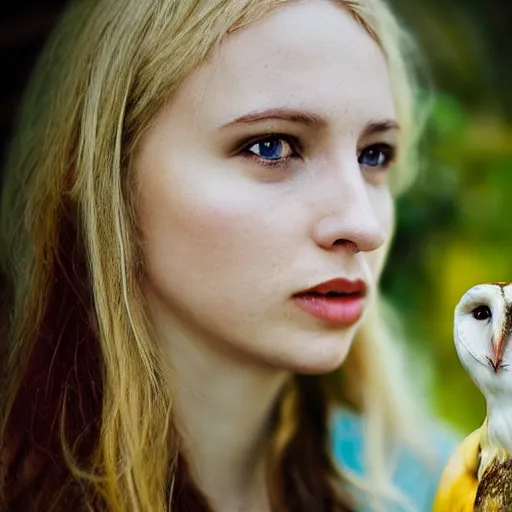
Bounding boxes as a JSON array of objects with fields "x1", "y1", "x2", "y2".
[
  {"x1": 247, "y1": 137, "x2": 293, "y2": 162},
  {"x1": 358, "y1": 144, "x2": 395, "y2": 168}
]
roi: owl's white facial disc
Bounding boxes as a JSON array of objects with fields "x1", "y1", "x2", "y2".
[{"x1": 454, "y1": 284, "x2": 509, "y2": 369}]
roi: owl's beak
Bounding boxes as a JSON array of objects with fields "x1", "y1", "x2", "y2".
[{"x1": 490, "y1": 333, "x2": 506, "y2": 372}]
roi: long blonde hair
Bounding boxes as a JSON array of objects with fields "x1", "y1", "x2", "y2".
[{"x1": 0, "y1": 0, "x2": 431, "y2": 510}]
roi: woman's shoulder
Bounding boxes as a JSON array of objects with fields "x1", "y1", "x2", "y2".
[{"x1": 329, "y1": 408, "x2": 461, "y2": 511}]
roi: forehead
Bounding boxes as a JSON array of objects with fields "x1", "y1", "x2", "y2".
[{"x1": 172, "y1": 1, "x2": 395, "y2": 130}]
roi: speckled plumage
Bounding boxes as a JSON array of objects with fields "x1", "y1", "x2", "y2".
[{"x1": 475, "y1": 457, "x2": 512, "y2": 511}]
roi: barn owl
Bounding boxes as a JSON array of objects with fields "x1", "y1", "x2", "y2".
[{"x1": 433, "y1": 282, "x2": 512, "y2": 511}]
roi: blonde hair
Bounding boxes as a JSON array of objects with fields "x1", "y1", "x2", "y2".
[{"x1": 0, "y1": 0, "x2": 432, "y2": 510}]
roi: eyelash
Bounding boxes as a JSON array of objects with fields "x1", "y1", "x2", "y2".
[
  {"x1": 240, "y1": 133, "x2": 299, "y2": 168},
  {"x1": 239, "y1": 134, "x2": 396, "y2": 170},
  {"x1": 358, "y1": 143, "x2": 396, "y2": 170}
]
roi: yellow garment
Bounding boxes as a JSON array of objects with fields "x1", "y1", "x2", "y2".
[{"x1": 432, "y1": 428, "x2": 480, "y2": 512}]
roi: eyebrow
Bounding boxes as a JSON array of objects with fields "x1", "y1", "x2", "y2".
[
  {"x1": 222, "y1": 108, "x2": 327, "y2": 129},
  {"x1": 363, "y1": 119, "x2": 400, "y2": 136},
  {"x1": 221, "y1": 107, "x2": 400, "y2": 134}
]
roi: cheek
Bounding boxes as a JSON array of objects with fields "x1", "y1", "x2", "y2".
[
  {"x1": 366, "y1": 186, "x2": 394, "y2": 278},
  {"x1": 374, "y1": 183, "x2": 395, "y2": 233},
  {"x1": 135, "y1": 158, "x2": 303, "y2": 306}
]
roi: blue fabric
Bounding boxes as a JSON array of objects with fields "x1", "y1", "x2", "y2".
[{"x1": 330, "y1": 409, "x2": 460, "y2": 512}]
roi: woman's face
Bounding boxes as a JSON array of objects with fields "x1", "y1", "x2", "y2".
[{"x1": 135, "y1": 1, "x2": 398, "y2": 374}]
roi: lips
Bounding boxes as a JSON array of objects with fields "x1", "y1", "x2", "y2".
[
  {"x1": 298, "y1": 278, "x2": 367, "y2": 297},
  {"x1": 292, "y1": 278, "x2": 366, "y2": 325}
]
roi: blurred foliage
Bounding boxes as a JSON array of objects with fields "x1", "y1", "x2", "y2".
[{"x1": 381, "y1": 1, "x2": 512, "y2": 435}]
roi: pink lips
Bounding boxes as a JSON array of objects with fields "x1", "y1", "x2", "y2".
[{"x1": 292, "y1": 278, "x2": 366, "y2": 325}]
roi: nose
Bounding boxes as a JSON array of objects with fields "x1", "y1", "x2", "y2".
[{"x1": 312, "y1": 167, "x2": 389, "y2": 253}]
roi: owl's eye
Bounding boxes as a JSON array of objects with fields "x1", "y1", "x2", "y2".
[{"x1": 472, "y1": 305, "x2": 492, "y2": 321}]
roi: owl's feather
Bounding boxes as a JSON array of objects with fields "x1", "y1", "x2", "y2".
[
  {"x1": 434, "y1": 282, "x2": 512, "y2": 511},
  {"x1": 473, "y1": 418, "x2": 512, "y2": 511},
  {"x1": 474, "y1": 455, "x2": 512, "y2": 511},
  {"x1": 432, "y1": 428, "x2": 480, "y2": 512},
  {"x1": 433, "y1": 421, "x2": 512, "y2": 511}
]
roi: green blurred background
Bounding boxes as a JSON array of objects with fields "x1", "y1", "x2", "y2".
[{"x1": 382, "y1": 0, "x2": 512, "y2": 434}]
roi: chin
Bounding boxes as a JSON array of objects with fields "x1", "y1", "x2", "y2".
[
  {"x1": 268, "y1": 330, "x2": 356, "y2": 375},
  {"x1": 292, "y1": 358, "x2": 349, "y2": 376}
]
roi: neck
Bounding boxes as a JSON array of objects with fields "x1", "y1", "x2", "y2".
[
  {"x1": 173, "y1": 353, "x2": 287, "y2": 511},
  {"x1": 485, "y1": 396, "x2": 512, "y2": 453},
  {"x1": 149, "y1": 294, "x2": 289, "y2": 511}
]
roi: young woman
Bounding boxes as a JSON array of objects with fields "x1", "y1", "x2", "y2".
[{"x1": 0, "y1": 0, "x2": 456, "y2": 510}]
